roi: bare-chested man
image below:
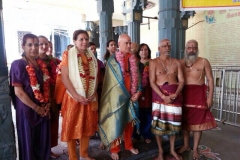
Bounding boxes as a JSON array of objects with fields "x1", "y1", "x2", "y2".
[
  {"x1": 178, "y1": 39, "x2": 217, "y2": 160},
  {"x1": 149, "y1": 39, "x2": 184, "y2": 160}
]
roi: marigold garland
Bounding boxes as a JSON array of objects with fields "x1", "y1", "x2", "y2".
[{"x1": 26, "y1": 58, "x2": 50, "y2": 103}]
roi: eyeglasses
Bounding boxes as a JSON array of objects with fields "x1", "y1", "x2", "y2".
[{"x1": 160, "y1": 45, "x2": 171, "y2": 48}]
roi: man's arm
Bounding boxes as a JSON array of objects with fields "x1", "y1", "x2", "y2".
[
  {"x1": 204, "y1": 58, "x2": 214, "y2": 108},
  {"x1": 170, "y1": 60, "x2": 184, "y2": 99},
  {"x1": 149, "y1": 59, "x2": 172, "y2": 104}
]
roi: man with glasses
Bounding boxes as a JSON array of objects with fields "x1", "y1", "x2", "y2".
[
  {"x1": 149, "y1": 39, "x2": 184, "y2": 160},
  {"x1": 178, "y1": 39, "x2": 217, "y2": 160}
]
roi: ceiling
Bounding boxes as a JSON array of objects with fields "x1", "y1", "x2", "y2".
[{"x1": 5, "y1": 0, "x2": 159, "y2": 23}]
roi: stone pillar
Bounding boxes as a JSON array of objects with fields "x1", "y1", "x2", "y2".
[
  {"x1": 123, "y1": 0, "x2": 146, "y2": 44},
  {"x1": 179, "y1": 11, "x2": 195, "y2": 59},
  {"x1": 97, "y1": 0, "x2": 114, "y2": 60},
  {"x1": 158, "y1": 0, "x2": 180, "y2": 59},
  {"x1": 0, "y1": 0, "x2": 17, "y2": 159}
]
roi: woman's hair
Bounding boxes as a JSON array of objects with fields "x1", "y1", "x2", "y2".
[
  {"x1": 104, "y1": 39, "x2": 116, "y2": 61},
  {"x1": 88, "y1": 42, "x2": 96, "y2": 47},
  {"x1": 66, "y1": 44, "x2": 74, "y2": 50},
  {"x1": 22, "y1": 33, "x2": 38, "y2": 46},
  {"x1": 73, "y1": 30, "x2": 89, "y2": 41},
  {"x1": 136, "y1": 43, "x2": 151, "y2": 60}
]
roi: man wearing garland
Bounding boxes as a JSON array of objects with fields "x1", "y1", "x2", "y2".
[
  {"x1": 178, "y1": 39, "x2": 217, "y2": 160},
  {"x1": 99, "y1": 34, "x2": 142, "y2": 160},
  {"x1": 149, "y1": 39, "x2": 184, "y2": 160},
  {"x1": 38, "y1": 35, "x2": 61, "y2": 158}
]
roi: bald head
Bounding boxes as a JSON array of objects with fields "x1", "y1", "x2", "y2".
[
  {"x1": 158, "y1": 39, "x2": 171, "y2": 47},
  {"x1": 185, "y1": 39, "x2": 198, "y2": 48},
  {"x1": 118, "y1": 34, "x2": 131, "y2": 54}
]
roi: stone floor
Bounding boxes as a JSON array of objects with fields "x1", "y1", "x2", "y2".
[{"x1": 12, "y1": 107, "x2": 240, "y2": 160}]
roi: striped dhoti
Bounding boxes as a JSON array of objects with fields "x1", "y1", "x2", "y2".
[{"x1": 151, "y1": 83, "x2": 182, "y2": 136}]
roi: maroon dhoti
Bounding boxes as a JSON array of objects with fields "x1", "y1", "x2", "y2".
[{"x1": 182, "y1": 84, "x2": 217, "y2": 131}]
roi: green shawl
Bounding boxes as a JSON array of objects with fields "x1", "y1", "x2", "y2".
[{"x1": 98, "y1": 54, "x2": 141, "y2": 149}]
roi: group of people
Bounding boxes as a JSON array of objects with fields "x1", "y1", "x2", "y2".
[
  {"x1": 10, "y1": 29, "x2": 217, "y2": 160},
  {"x1": 10, "y1": 34, "x2": 61, "y2": 160}
]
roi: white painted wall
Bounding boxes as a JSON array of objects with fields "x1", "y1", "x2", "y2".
[
  {"x1": 3, "y1": 1, "x2": 85, "y2": 64},
  {"x1": 140, "y1": 20, "x2": 159, "y2": 58}
]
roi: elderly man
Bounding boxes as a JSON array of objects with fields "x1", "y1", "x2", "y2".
[
  {"x1": 99, "y1": 34, "x2": 141, "y2": 160},
  {"x1": 149, "y1": 39, "x2": 184, "y2": 160},
  {"x1": 178, "y1": 39, "x2": 217, "y2": 159}
]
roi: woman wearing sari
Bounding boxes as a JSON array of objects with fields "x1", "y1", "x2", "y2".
[
  {"x1": 10, "y1": 33, "x2": 50, "y2": 160},
  {"x1": 60, "y1": 30, "x2": 98, "y2": 160}
]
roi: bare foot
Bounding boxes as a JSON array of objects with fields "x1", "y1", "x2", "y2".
[
  {"x1": 99, "y1": 142, "x2": 105, "y2": 150},
  {"x1": 170, "y1": 150, "x2": 183, "y2": 160},
  {"x1": 129, "y1": 148, "x2": 139, "y2": 154},
  {"x1": 111, "y1": 153, "x2": 119, "y2": 160},
  {"x1": 145, "y1": 139, "x2": 152, "y2": 143},
  {"x1": 177, "y1": 145, "x2": 190, "y2": 154},
  {"x1": 192, "y1": 149, "x2": 200, "y2": 160},
  {"x1": 154, "y1": 153, "x2": 164, "y2": 160}
]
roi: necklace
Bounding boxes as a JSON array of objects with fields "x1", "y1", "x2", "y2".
[
  {"x1": 159, "y1": 58, "x2": 171, "y2": 73},
  {"x1": 26, "y1": 58, "x2": 50, "y2": 103},
  {"x1": 185, "y1": 62, "x2": 194, "y2": 69}
]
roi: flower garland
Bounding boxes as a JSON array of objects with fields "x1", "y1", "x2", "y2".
[
  {"x1": 26, "y1": 58, "x2": 51, "y2": 103},
  {"x1": 42, "y1": 56, "x2": 61, "y2": 85},
  {"x1": 116, "y1": 52, "x2": 138, "y2": 95},
  {"x1": 142, "y1": 62, "x2": 149, "y2": 88},
  {"x1": 77, "y1": 52, "x2": 95, "y2": 97}
]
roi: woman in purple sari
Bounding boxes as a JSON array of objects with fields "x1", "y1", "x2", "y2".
[{"x1": 10, "y1": 33, "x2": 51, "y2": 160}]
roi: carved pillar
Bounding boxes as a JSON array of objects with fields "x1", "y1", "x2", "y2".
[
  {"x1": 0, "y1": 0, "x2": 17, "y2": 159},
  {"x1": 158, "y1": 0, "x2": 180, "y2": 59},
  {"x1": 97, "y1": 0, "x2": 114, "y2": 60},
  {"x1": 123, "y1": 0, "x2": 146, "y2": 44},
  {"x1": 179, "y1": 11, "x2": 195, "y2": 59}
]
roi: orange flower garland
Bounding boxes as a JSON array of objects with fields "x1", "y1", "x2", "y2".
[{"x1": 26, "y1": 58, "x2": 50, "y2": 103}]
